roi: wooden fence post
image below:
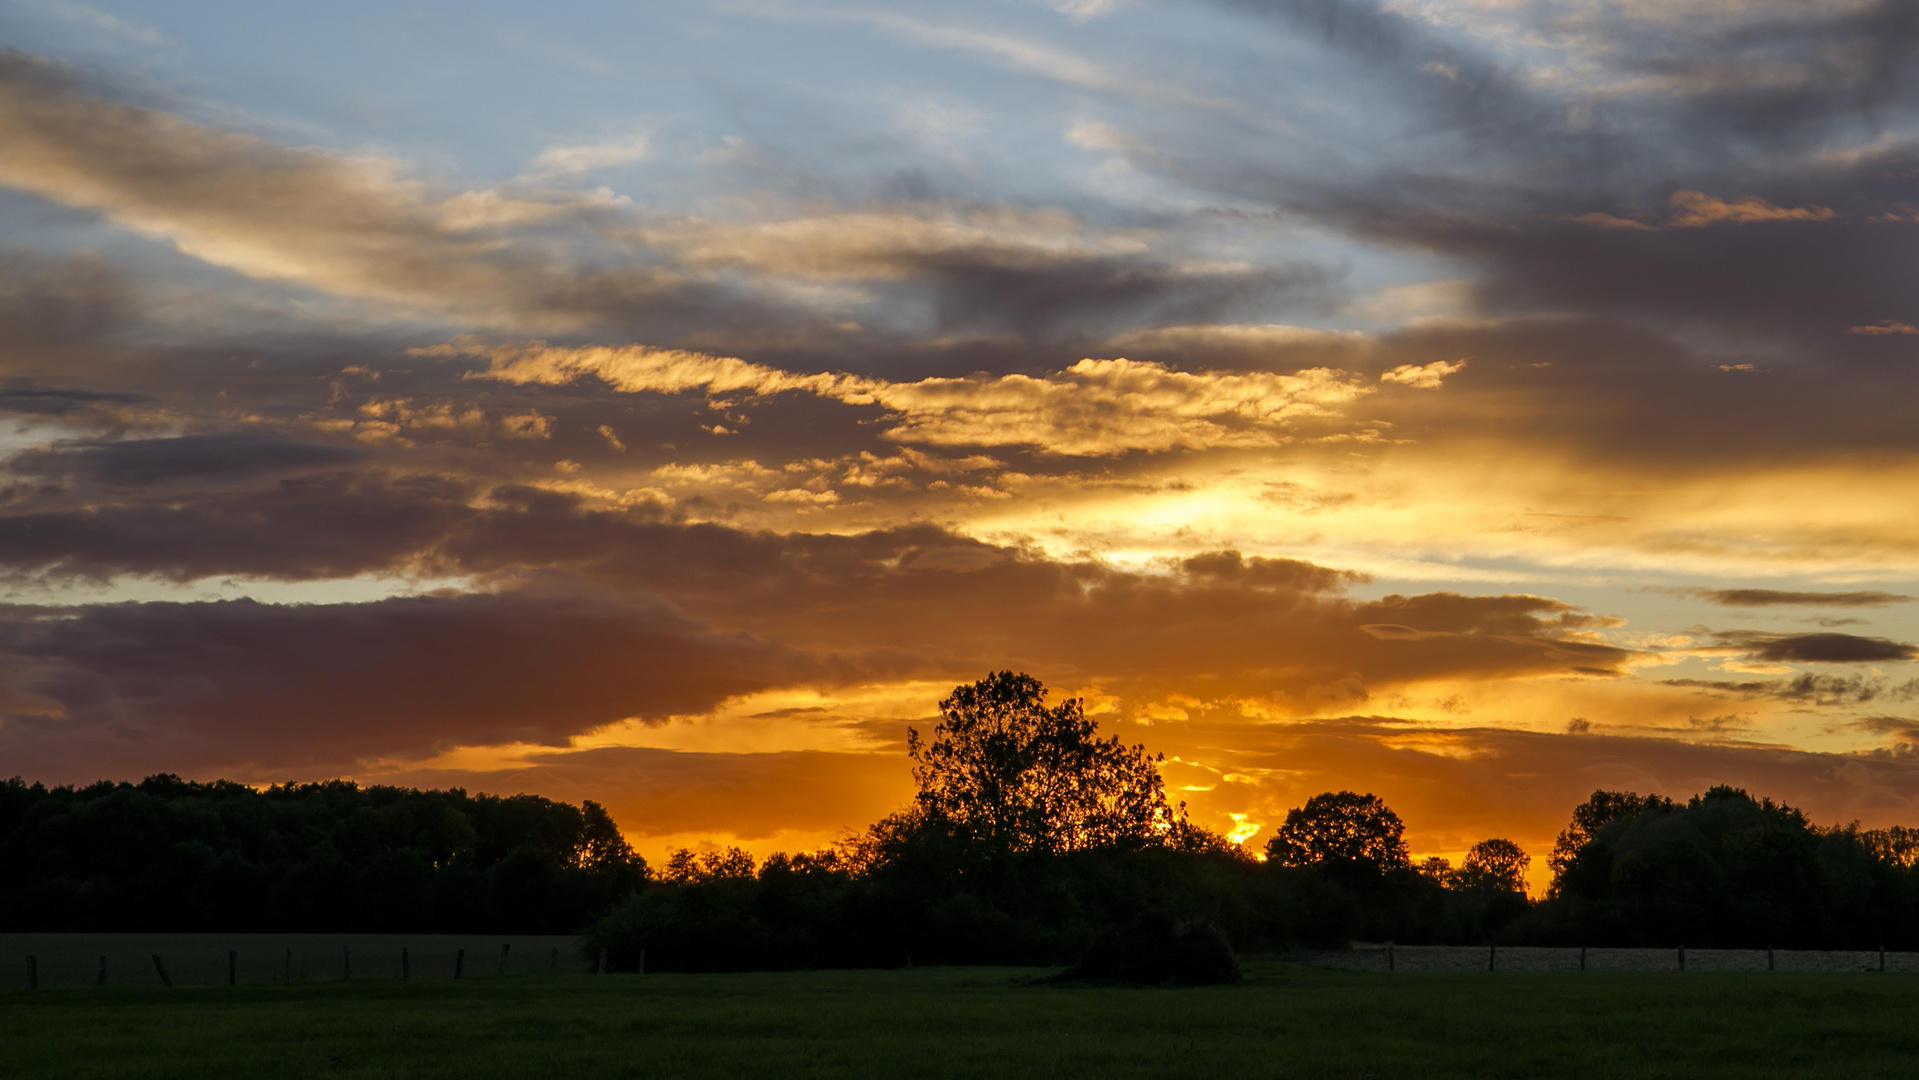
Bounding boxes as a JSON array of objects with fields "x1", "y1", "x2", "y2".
[
  {"x1": 1767, "y1": 946, "x2": 1774, "y2": 972},
  {"x1": 498, "y1": 943, "x2": 510, "y2": 976},
  {"x1": 1880, "y1": 946, "x2": 1887, "y2": 972},
  {"x1": 1579, "y1": 946, "x2": 1586, "y2": 972},
  {"x1": 1386, "y1": 942, "x2": 1394, "y2": 973},
  {"x1": 402, "y1": 947, "x2": 410, "y2": 980},
  {"x1": 549, "y1": 946, "x2": 558, "y2": 974},
  {"x1": 455, "y1": 949, "x2": 465, "y2": 979},
  {"x1": 96, "y1": 954, "x2": 106, "y2": 988},
  {"x1": 1678, "y1": 945, "x2": 1686, "y2": 972},
  {"x1": 151, "y1": 954, "x2": 172, "y2": 988},
  {"x1": 639, "y1": 950, "x2": 646, "y2": 976},
  {"x1": 597, "y1": 947, "x2": 607, "y2": 975},
  {"x1": 1488, "y1": 943, "x2": 1495, "y2": 972},
  {"x1": 342, "y1": 946, "x2": 351, "y2": 981},
  {"x1": 229, "y1": 950, "x2": 237, "y2": 986},
  {"x1": 27, "y1": 955, "x2": 36, "y2": 991},
  {"x1": 283, "y1": 948, "x2": 292, "y2": 983}
]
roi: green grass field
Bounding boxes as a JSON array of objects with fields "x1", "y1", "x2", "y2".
[{"x1": 5, "y1": 962, "x2": 1918, "y2": 1079}]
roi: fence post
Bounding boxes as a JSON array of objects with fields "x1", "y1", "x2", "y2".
[
  {"x1": 342, "y1": 946, "x2": 351, "y2": 981},
  {"x1": 402, "y1": 947, "x2": 410, "y2": 980},
  {"x1": 455, "y1": 949, "x2": 465, "y2": 979},
  {"x1": 1579, "y1": 946, "x2": 1586, "y2": 972},
  {"x1": 639, "y1": 950, "x2": 646, "y2": 976},
  {"x1": 1880, "y1": 946, "x2": 1887, "y2": 973},
  {"x1": 27, "y1": 955, "x2": 36, "y2": 991},
  {"x1": 1386, "y1": 942, "x2": 1394, "y2": 973},
  {"x1": 549, "y1": 946, "x2": 558, "y2": 974},
  {"x1": 151, "y1": 954, "x2": 172, "y2": 988},
  {"x1": 598, "y1": 947, "x2": 607, "y2": 975},
  {"x1": 498, "y1": 943, "x2": 510, "y2": 976},
  {"x1": 229, "y1": 950, "x2": 237, "y2": 986},
  {"x1": 1678, "y1": 945, "x2": 1685, "y2": 972},
  {"x1": 96, "y1": 955, "x2": 106, "y2": 988},
  {"x1": 1767, "y1": 946, "x2": 1774, "y2": 972},
  {"x1": 1488, "y1": 943, "x2": 1495, "y2": 972}
]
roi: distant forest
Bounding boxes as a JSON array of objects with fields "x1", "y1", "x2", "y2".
[
  {"x1": 8, "y1": 672, "x2": 1919, "y2": 971},
  {"x1": 0, "y1": 776, "x2": 644, "y2": 933}
]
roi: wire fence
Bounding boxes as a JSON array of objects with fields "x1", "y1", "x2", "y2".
[
  {"x1": 3, "y1": 933, "x2": 588, "y2": 989},
  {"x1": 1301, "y1": 944, "x2": 1910, "y2": 973}
]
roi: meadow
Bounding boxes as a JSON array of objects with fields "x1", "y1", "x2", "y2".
[{"x1": 5, "y1": 960, "x2": 1919, "y2": 1079}]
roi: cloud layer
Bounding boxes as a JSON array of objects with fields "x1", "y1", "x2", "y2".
[{"x1": 0, "y1": 0, "x2": 1914, "y2": 861}]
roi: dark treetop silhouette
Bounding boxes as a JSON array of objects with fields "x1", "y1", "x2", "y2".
[
  {"x1": 0, "y1": 775, "x2": 643, "y2": 932},
  {"x1": 906, "y1": 670, "x2": 1186, "y2": 857}
]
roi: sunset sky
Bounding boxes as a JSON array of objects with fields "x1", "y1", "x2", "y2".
[{"x1": 2, "y1": 0, "x2": 1917, "y2": 889}]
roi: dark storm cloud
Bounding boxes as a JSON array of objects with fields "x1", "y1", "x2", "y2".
[
  {"x1": 6, "y1": 432, "x2": 364, "y2": 487},
  {"x1": 0, "y1": 463, "x2": 1636, "y2": 710},
  {"x1": 1694, "y1": 588, "x2": 1913, "y2": 608},
  {"x1": 1715, "y1": 631, "x2": 1919, "y2": 664},
  {"x1": 1614, "y1": 0, "x2": 1919, "y2": 143},
  {"x1": 1432, "y1": 211, "x2": 1919, "y2": 347},
  {"x1": 1192, "y1": 1, "x2": 1919, "y2": 349},
  {"x1": 0, "y1": 383, "x2": 149, "y2": 416},
  {"x1": 1221, "y1": 0, "x2": 1566, "y2": 145},
  {"x1": 0, "y1": 591, "x2": 886, "y2": 775},
  {"x1": 0, "y1": 471, "x2": 477, "y2": 581},
  {"x1": 1330, "y1": 314, "x2": 1919, "y2": 467}
]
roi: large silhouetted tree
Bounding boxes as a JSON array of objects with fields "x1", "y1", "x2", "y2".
[
  {"x1": 1264, "y1": 791, "x2": 1410, "y2": 878},
  {"x1": 905, "y1": 671, "x2": 1181, "y2": 857},
  {"x1": 1547, "y1": 789, "x2": 1676, "y2": 893},
  {"x1": 1456, "y1": 838, "x2": 1530, "y2": 896}
]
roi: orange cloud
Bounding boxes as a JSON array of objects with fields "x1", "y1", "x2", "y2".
[
  {"x1": 1669, "y1": 190, "x2": 1835, "y2": 227},
  {"x1": 441, "y1": 339, "x2": 1391, "y2": 455},
  {"x1": 1848, "y1": 321, "x2": 1919, "y2": 336}
]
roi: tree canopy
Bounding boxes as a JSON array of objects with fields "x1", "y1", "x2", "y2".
[
  {"x1": 1264, "y1": 791, "x2": 1410, "y2": 877},
  {"x1": 1456, "y1": 839, "x2": 1531, "y2": 896},
  {"x1": 906, "y1": 671, "x2": 1182, "y2": 857},
  {"x1": 0, "y1": 774, "x2": 644, "y2": 932}
]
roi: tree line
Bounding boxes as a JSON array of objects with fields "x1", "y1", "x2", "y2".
[
  {"x1": 0, "y1": 775, "x2": 644, "y2": 932},
  {"x1": 8, "y1": 671, "x2": 1919, "y2": 967},
  {"x1": 586, "y1": 672, "x2": 1919, "y2": 969}
]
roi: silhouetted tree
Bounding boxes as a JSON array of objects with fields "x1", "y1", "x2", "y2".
[
  {"x1": 1547, "y1": 789, "x2": 1675, "y2": 893},
  {"x1": 1265, "y1": 791, "x2": 1410, "y2": 878},
  {"x1": 1457, "y1": 839, "x2": 1530, "y2": 896},
  {"x1": 906, "y1": 671, "x2": 1182, "y2": 858}
]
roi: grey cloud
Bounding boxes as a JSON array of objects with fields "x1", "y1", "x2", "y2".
[
  {"x1": 1715, "y1": 631, "x2": 1919, "y2": 664},
  {"x1": 1694, "y1": 588, "x2": 1913, "y2": 608},
  {"x1": 0, "y1": 382, "x2": 149, "y2": 417},
  {"x1": 0, "y1": 248, "x2": 136, "y2": 348},
  {"x1": 1187, "y1": 0, "x2": 1919, "y2": 352},
  {"x1": 0, "y1": 591, "x2": 876, "y2": 775},
  {"x1": 896, "y1": 252, "x2": 1331, "y2": 339},
  {"x1": 0, "y1": 471, "x2": 477, "y2": 581},
  {"x1": 1858, "y1": 715, "x2": 1919, "y2": 744},
  {"x1": 7, "y1": 433, "x2": 365, "y2": 487}
]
